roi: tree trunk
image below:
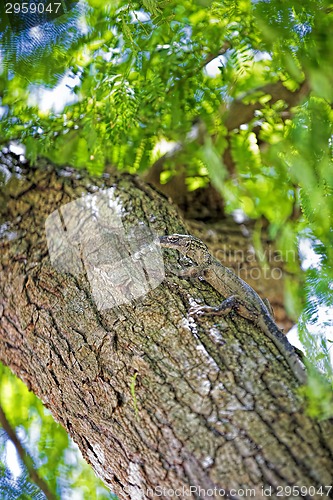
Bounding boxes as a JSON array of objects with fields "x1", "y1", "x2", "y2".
[{"x1": 0, "y1": 151, "x2": 333, "y2": 500}]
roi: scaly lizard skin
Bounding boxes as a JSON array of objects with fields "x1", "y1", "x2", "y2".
[{"x1": 159, "y1": 234, "x2": 307, "y2": 384}]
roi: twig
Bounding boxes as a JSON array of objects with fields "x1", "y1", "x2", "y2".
[{"x1": 0, "y1": 404, "x2": 57, "y2": 500}]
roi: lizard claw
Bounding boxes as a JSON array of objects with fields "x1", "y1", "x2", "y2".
[{"x1": 189, "y1": 305, "x2": 215, "y2": 316}]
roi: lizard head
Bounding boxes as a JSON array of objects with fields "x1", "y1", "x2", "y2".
[{"x1": 159, "y1": 234, "x2": 211, "y2": 265}]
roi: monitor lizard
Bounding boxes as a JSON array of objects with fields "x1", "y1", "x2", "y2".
[{"x1": 159, "y1": 233, "x2": 307, "y2": 385}]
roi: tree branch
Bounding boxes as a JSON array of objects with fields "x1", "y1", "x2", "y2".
[{"x1": 224, "y1": 80, "x2": 310, "y2": 131}]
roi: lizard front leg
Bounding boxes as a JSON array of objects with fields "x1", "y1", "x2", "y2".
[
  {"x1": 178, "y1": 265, "x2": 208, "y2": 278},
  {"x1": 190, "y1": 294, "x2": 260, "y2": 323}
]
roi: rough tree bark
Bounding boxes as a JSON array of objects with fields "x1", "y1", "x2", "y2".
[{"x1": 0, "y1": 151, "x2": 333, "y2": 500}]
